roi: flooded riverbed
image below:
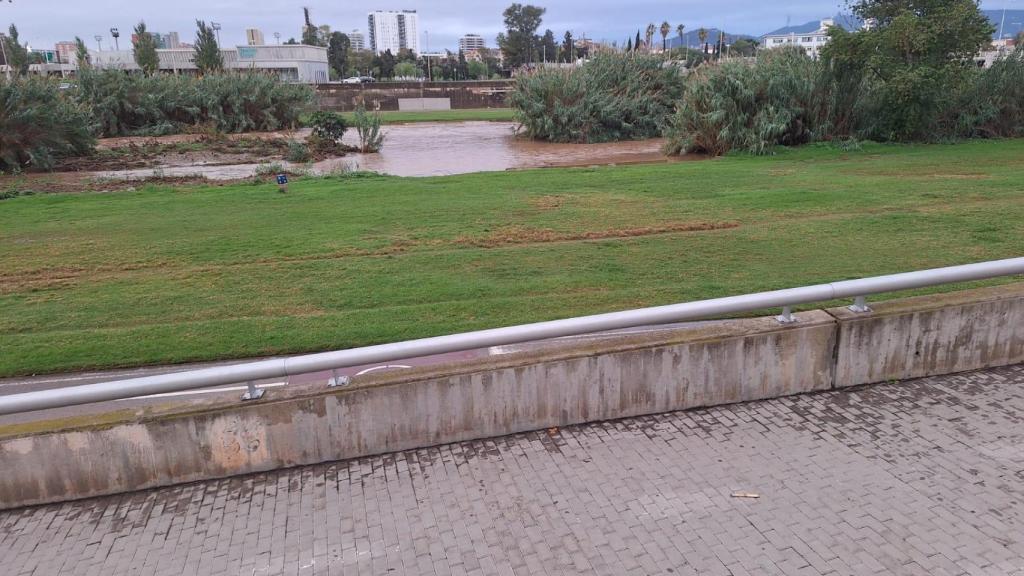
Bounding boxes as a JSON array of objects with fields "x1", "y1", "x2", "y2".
[{"x1": 92, "y1": 121, "x2": 694, "y2": 181}]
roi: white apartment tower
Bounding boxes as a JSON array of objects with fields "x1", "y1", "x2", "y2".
[
  {"x1": 367, "y1": 10, "x2": 420, "y2": 55},
  {"x1": 349, "y1": 30, "x2": 366, "y2": 51},
  {"x1": 459, "y1": 34, "x2": 485, "y2": 52}
]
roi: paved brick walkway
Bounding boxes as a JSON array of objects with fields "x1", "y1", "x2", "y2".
[{"x1": 3, "y1": 365, "x2": 1024, "y2": 576}]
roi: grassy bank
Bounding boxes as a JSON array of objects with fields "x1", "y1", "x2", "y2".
[
  {"x1": 2, "y1": 140, "x2": 1024, "y2": 376},
  {"x1": 339, "y1": 108, "x2": 514, "y2": 124}
]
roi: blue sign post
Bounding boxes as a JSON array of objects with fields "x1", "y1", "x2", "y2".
[{"x1": 276, "y1": 173, "x2": 289, "y2": 193}]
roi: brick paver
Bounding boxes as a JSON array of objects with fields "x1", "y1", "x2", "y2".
[{"x1": 3, "y1": 364, "x2": 1024, "y2": 575}]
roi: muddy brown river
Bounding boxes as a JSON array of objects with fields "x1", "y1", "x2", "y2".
[{"x1": 93, "y1": 121, "x2": 692, "y2": 181}]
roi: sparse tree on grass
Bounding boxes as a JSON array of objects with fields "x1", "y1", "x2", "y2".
[
  {"x1": 3, "y1": 24, "x2": 29, "y2": 76},
  {"x1": 74, "y1": 36, "x2": 91, "y2": 69},
  {"x1": 327, "y1": 32, "x2": 350, "y2": 78},
  {"x1": 660, "y1": 21, "x2": 671, "y2": 53},
  {"x1": 645, "y1": 23, "x2": 655, "y2": 53},
  {"x1": 698, "y1": 27, "x2": 708, "y2": 54},
  {"x1": 194, "y1": 20, "x2": 223, "y2": 74},
  {"x1": 496, "y1": 3, "x2": 546, "y2": 68},
  {"x1": 676, "y1": 24, "x2": 686, "y2": 51},
  {"x1": 132, "y1": 21, "x2": 159, "y2": 76}
]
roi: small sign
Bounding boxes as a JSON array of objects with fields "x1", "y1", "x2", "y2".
[
  {"x1": 276, "y1": 174, "x2": 289, "y2": 185},
  {"x1": 238, "y1": 47, "x2": 257, "y2": 59}
]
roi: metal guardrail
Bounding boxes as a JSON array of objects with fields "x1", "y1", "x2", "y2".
[{"x1": 1, "y1": 257, "x2": 1023, "y2": 416}]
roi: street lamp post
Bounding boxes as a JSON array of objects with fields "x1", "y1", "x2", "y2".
[
  {"x1": 274, "y1": 32, "x2": 281, "y2": 45},
  {"x1": 211, "y1": 22, "x2": 221, "y2": 46},
  {"x1": 110, "y1": 28, "x2": 119, "y2": 51},
  {"x1": 94, "y1": 35, "x2": 103, "y2": 51}
]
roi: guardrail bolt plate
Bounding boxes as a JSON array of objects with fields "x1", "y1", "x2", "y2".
[
  {"x1": 328, "y1": 372, "x2": 351, "y2": 388},
  {"x1": 848, "y1": 296, "x2": 872, "y2": 313},
  {"x1": 242, "y1": 381, "x2": 265, "y2": 401},
  {"x1": 776, "y1": 306, "x2": 797, "y2": 324}
]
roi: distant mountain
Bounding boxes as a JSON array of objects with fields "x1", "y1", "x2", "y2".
[
  {"x1": 984, "y1": 9, "x2": 1024, "y2": 39},
  {"x1": 758, "y1": 10, "x2": 1024, "y2": 40},
  {"x1": 663, "y1": 29, "x2": 756, "y2": 50},
  {"x1": 761, "y1": 14, "x2": 861, "y2": 38}
]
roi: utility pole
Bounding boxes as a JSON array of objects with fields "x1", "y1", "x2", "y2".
[
  {"x1": 212, "y1": 22, "x2": 222, "y2": 46},
  {"x1": 94, "y1": 34, "x2": 103, "y2": 51},
  {"x1": 274, "y1": 32, "x2": 280, "y2": 45}
]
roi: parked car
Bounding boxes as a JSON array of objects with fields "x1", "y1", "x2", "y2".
[
  {"x1": 342, "y1": 76, "x2": 362, "y2": 84},
  {"x1": 359, "y1": 76, "x2": 376, "y2": 84}
]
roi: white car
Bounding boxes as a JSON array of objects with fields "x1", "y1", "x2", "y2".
[{"x1": 342, "y1": 76, "x2": 363, "y2": 84}]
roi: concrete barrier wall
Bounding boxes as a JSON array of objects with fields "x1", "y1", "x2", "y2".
[
  {"x1": 1, "y1": 285, "x2": 1022, "y2": 510},
  {"x1": 830, "y1": 284, "x2": 1024, "y2": 387},
  {"x1": 316, "y1": 81, "x2": 512, "y2": 111},
  {"x1": 0, "y1": 312, "x2": 835, "y2": 509}
]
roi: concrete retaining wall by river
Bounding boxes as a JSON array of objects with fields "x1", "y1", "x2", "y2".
[
  {"x1": 316, "y1": 81, "x2": 513, "y2": 112},
  {"x1": 1, "y1": 284, "x2": 1023, "y2": 510}
]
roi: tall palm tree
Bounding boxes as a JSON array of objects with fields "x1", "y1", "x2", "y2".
[
  {"x1": 645, "y1": 23, "x2": 656, "y2": 53},
  {"x1": 660, "y1": 21, "x2": 671, "y2": 54},
  {"x1": 698, "y1": 27, "x2": 708, "y2": 55},
  {"x1": 676, "y1": 24, "x2": 686, "y2": 52}
]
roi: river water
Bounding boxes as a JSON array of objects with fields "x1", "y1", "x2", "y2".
[{"x1": 93, "y1": 121, "x2": 692, "y2": 181}]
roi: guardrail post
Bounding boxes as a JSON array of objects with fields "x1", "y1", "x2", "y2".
[
  {"x1": 242, "y1": 381, "x2": 264, "y2": 401},
  {"x1": 776, "y1": 306, "x2": 797, "y2": 324},
  {"x1": 848, "y1": 296, "x2": 872, "y2": 313}
]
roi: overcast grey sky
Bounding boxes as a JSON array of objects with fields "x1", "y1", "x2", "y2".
[{"x1": 2, "y1": 1, "x2": 1020, "y2": 51}]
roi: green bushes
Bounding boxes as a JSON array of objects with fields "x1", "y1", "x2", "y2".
[
  {"x1": 509, "y1": 53, "x2": 684, "y2": 143},
  {"x1": 664, "y1": 45, "x2": 1024, "y2": 156},
  {"x1": 352, "y1": 105, "x2": 385, "y2": 153},
  {"x1": 665, "y1": 48, "x2": 829, "y2": 156},
  {"x1": 955, "y1": 48, "x2": 1024, "y2": 139},
  {"x1": 308, "y1": 111, "x2": 348, "y2": 142},
  {"x1": 75, "y1": 70, "x2": 316, "y2": 137},
  {"x1": 0, "y1": 76, "x2": 96, "y2": 172}
]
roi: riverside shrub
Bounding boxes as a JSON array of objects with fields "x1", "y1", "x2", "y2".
[
  {"x1": 0, "y1": 76, "x2": 95, "y2": 171},
  {"x1": 509, "y1": 53, "x2": 684, "y2": 143},
  {"x1": 75, "y1": 70, "x2": 315, "y2": 137},
  {"x1": 665, "y1": 47, "x2": 829, "y2": 156}
]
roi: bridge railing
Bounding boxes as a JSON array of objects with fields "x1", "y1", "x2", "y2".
[{"x1": 1, "y1": 257, "x2": 1022, "y2": 416}]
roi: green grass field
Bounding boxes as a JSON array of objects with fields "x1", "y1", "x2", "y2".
[
  {"x1": 339, "y1": 108, "x2": 515, "y2": 124},
  {"x1": 2, "y1": 140, "x2": 1024, "y2": 376}
]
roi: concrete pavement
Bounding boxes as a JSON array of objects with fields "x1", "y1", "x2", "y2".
[{"x1": 2, "y1": 363, "x2": 1023, "y2": 575}]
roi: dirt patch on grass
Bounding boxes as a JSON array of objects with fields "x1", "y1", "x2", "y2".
[
  {"x1": 455, "y1": 221, "x2": 740, "y2": 248},
  {"x1": 528, "y1": 195, "x2": 569, "y2": 210}
]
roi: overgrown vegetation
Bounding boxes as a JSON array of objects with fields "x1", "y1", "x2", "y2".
[
  {"x1": 665, "y1": 47, "x2": 828, "y2": 155},
  {"x1": 352, "y1": 105, "x2": 385, "y2": 152},
  {"x1": 509, "y1": 52, "x2": 684, "y2": 143},
  {"x1": 75, "y1": 70, "x2": 315, "y2": 137},
  {"x1": 0, "y1": 76, "x2": 95, "y2": 171}
]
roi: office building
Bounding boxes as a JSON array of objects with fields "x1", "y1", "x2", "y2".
[
  {"x1": 367, "y1": 10, "x2": 420, "y2": 55},
  {"x1": 29, "y1": 44, "x2": 329, "y2": 83},
  {"x1": 246, "y1": 28, "x2": 265, "y2": 46},
  {"x1": 459, "y1": 34, "x2": 485, "y2": 52}
]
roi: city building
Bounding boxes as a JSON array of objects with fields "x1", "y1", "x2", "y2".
[
  {"x1": 761, "y1": 19, "x2": 834, "y2": 58},
  {"x1": 55, "y1": 41, "x2": 77, "y2": 65},
  {"x1": 246, "y1": 28, "x2": 265, "y2": 46},
  {"x1": 458, "y1": 34, "x2": 485, "y2": 52},
  {"x1": 349, "y1": 30, "x2": 365, "y2": 51},
  {"x1": 760, "y1": 15, "x2": 860, "y2": 58},
  {"x1": 28, "y1": 45, "x2": 329, "y2": 83},
  {"x1": 154, "y1": 32, "x2": 181, "y2": 49},
  {"x1": 367, "y1": 10, "x2": 420, "y2": 55}
]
